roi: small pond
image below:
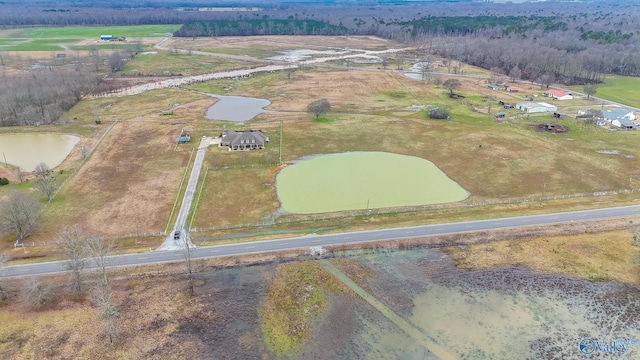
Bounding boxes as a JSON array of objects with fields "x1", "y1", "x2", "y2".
[
  {"x1": 276, "y1": 151, "x2": 469, "y2": 214},
  {"x1": 205, "y1": 94, "x2": 271, "y2": 122},
  {"x1": 0, "y1": 133, "x2": 79, "y2": 172}
]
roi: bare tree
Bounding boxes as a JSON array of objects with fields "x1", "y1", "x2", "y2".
[
  {"x1": 381, "y1": 57, "x2": 389, "y2": 70},
  {"x1": 85, "y1": 237, "x2": 114, "y2": 287},
  {"x1": 90, "y1": 281, "x2": 118, "y2": 346},
  {"x1": 307, "y1": 99, "x2": 331, "y2": 119},
  {"x1": 79, "y1": 144, "x2": 91, "y2": 160},
  {"x1": 395, "y1": 56, "x2": 402, "y2": 70},
  {"x1": 583, "y1": 83, "x2": 598, "y2": 99},
  {"x1": 432, "y1": 74, "x2": 443, "y2": 87},
  {"x1": 537, "y1": 73, "x2": 556, "y2": 89},
  {"x1": 181, "y1": 237, "x2": 195, "y2": 296},
  {"x1": 286, "y1": 67, "x2": 295, "y2": 80},
  {"x1": 508, "y1": 65, "x2": 522, "y2": 82},
  {"x1": 86, "y1": 236, "x2": 118, "y2": 346},
  {"x1": 0, "y1": 254, "x2": 8, "y2": 301},
  {"x1": 87, "y1": 46, "x2": 101, "y2": 71},
  {"x1": 443, "y1": 78, "x2": 462, "y2": 94},
  {"x1": 34, "y1": 162, "x2": 56, "y2": 202},
  {"x1": 14, "y1": 166, "x2": 25, "y2": 183},
  {"x1": 0, "y1": 192, "x2": 42, "y2": 244},
  {"x1": 631, "y1": 223, "x2": 640, "y2": 247},
  {"x1": 418, "y1": 62, "x2": 431, "y2": 81},
  {"x1": 107, "y1": 51, "x2": 125, "y2": 73},
  {"x1": 59, "y1": 226, "x2": 87, "y2": 296},
  {"x1": 22, "y1": 277, "x2": 51, "y2": 309},
  {"x1": 489, "y1": 67, "x2": 507, "y2": 85}
]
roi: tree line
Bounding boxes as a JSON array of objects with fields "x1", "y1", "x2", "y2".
[
  {"x1": 174, "y1": 19, "x2": 348, "y2": 37},
  {"x1": 0, "y1": 47, "x2": 137, "y2": 127}
]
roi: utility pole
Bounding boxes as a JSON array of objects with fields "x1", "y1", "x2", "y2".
[
  {"x1": 279, "y1": 120, "x2": 283, "y2": 165},
  {"x1": 2, "y1": 152, "x2": 7, "y2": 167}
]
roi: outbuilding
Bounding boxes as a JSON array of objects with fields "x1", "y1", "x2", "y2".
[
  {"x1": 515, "y1": 102, "x2": 557, "y2": 113},
  {"x1": 100, "y1": 35, "x2": 113, "y2": 41}
]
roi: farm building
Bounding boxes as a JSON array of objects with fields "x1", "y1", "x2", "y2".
[
  {"x1": 219, "y1": 130, "x2": 269, "y2": 151},
  {"x1": 100, "y1": 35, "x2": 113, "y2": 41},
  {"x1": 177, "y1": 132, "x2": 191, "y2": 144},
  {"x1": 506, "y1": 86, "x2": 519, "y2": 93},
  {"x1": 488, "y1": 84, "x2": 501, "y2": 90},
  {"x1": 602, "y1": 108, "x2": 637, "y2": 129},
  {"x1": 543, "y1": 89, "x2": 573, "y2": 100},
  {"x1": 516, "y1": 102, "x2": 557, "y2": 113}
]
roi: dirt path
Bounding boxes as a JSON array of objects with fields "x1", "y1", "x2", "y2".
[
  {"x1": 94, "y1": 37, "x2": 412, "y2": 98},
  {"x1": 320, "y1": 259, "x2": 455, "y2": 360}
]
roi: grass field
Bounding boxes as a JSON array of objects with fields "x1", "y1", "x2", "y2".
[
  {"x1": 443, "y1": 228, "x2": 640, "y2": 284},
  {"x1": 568, "y1": 75, "x2": 640, "y2": 108},
  {"x1": 5, "y1": 25, "x2": 181, "y2": 38},
  {"x1": 0, "y1": 25, "x2": 179, "y2": 51},
  {"x1": 4, "y1": 34, "x2": 640, "y2": 253},
  {"x1": 122, "y1": 51, "x2": 255, "y2": 76}
]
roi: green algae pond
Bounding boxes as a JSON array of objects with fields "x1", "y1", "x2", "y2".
[{"x1": 276, "y1": 152, "x2": 469, "y2": 214}]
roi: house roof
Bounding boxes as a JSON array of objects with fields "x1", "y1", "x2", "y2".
[
  {"x1": 602, "y1": 108, "x2": 635, "y2": 121},
  {"x1": 544, "y1": 89, "x2": 566, "y2": 97},
  {"x1": 221, "y1": 130, "x2": 268, "y2": 147}
]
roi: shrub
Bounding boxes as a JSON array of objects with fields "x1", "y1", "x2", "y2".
[
  {"x1": 0, "y1": 177, "x2": 9, "y2": 186},
  {"x1": 428, "y1": 107, "x2": 449, "y2": 119}
]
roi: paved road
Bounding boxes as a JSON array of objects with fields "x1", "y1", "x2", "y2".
[
  {"x1": 157, "y1": 136, "x2": 209, "y2": 250},
  {"x1": 4, "y1": 204, "x2": 640, "y2": 278}
]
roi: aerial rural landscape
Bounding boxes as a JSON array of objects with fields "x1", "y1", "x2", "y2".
[{"x1": 0, "y1": 0, "x2": 639, "y2": 358}]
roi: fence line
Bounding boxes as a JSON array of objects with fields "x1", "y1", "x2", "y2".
[
  {"x1": 14, "y1": 232, "x2": 166, "y2": 248},
  {"x1": 191, "y1": 187, "x2": 640, "y2": 233},
  {"x1": 15, "y1": 187, "x2": 640, "y2": 248}
]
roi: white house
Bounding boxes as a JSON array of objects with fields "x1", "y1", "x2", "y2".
[
  {"x1": 543, "y1": 89, "x2": 573, "y2": 100},
  {"x1": 516, "y1": 102, "x2": 558, "y2": 113}
]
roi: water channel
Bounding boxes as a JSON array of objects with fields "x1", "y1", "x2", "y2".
[{"x1": 0, "y1": 133, "x2": 79, "y2": 172}]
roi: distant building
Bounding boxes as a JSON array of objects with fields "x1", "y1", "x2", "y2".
[
  {"x1": 219, "y1": 130, "x2": 269, "y2": 151},
  {"x1": 506, "y1": 86, "x2": 519, "y2": 93},
  {"x1": 488, "y1": 84, "x2": 501, "y2": 90},
  {"x1": 178, "y1": 133, "x2": 191, "y2": 144},
  {"x1": 543, "y1": 89, "x2": 573, "y2": 100},
  {"x1": 602, "y1": 108, "x2": 637, "y2": 129},
  {"x1": 100, "y1": 35, "x2": 113, "y2": 41},
  {"x1": 516, "y1": 102, "x2": 557, "y2": 113}
]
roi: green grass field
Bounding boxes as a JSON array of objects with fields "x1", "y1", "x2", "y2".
[
  {"x1": 14, "y1": 25, "x2": 181, "y2": 38},
  {"x1": 0, "y1": 25, "x2": 181, "y2": 51},
  {"x1": 568, "y1": 75, "x2": 640, "y2": 108}
]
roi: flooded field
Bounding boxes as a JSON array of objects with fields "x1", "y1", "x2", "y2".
[
  {"x1": 0, "y1": 133, "x2": 79, "y2": 171},
  {"x1": 193, "y1": 249, "x2": 639, "y2": 359},
  {"x1": 276, "y1": 152, "x2": 469, "y2": 214}
]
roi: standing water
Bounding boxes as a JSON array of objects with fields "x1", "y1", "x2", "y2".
[
  {"x1": 0, "y1": 133, "x2": 79, "y2": 172},
  {"x1": 204, "y1": 94, "x2": 270, "y2": 122}
]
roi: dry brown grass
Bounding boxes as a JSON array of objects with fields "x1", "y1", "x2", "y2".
[
  {"x1": 0, "y1": 266, "x2": 208, "y2": 359},
  {"x1": 5, "y1": 35, "x2": 640, "y2": 259},
  {"x1": 443, "y1": 228, "x2": 640, "y2": 284}
]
